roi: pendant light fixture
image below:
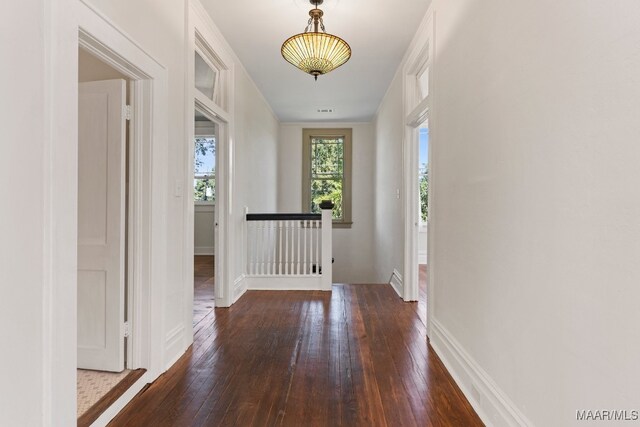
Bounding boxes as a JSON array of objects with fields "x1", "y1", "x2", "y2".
[{"x1": 281, "y1": 0, "x2": 351, "y2": 80}]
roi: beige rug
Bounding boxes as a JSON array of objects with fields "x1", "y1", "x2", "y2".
[{"x1": 77, "y1": 369, "x2": 131, "y2": 418}]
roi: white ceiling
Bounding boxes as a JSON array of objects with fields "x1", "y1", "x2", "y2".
[{"x1": 201, "y1": 0, "x2": 432, "y2": 123}]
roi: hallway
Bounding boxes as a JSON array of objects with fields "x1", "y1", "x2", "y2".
[{"x1": 108, "y1": 260, "x2": 482, "y2": 426}]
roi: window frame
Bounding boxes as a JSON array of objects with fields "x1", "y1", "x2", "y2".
[
  {"x1": 194, "y1": 50, "x2": 219, "y2": 103},
  {"x1": 301, "y1": 128, "x2": 353, "y2": 228},
  {"x1": 194, "y1": 125, "x2": 216, "y2": 205}
]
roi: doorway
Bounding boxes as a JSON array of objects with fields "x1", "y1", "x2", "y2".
[
  {"x1": 193, "y1": 110, "x2": 218, "y2": 326},
  {"x1": 416, "y1": 121, "x2": 429, "y2": 327},
  {"x1": 76, "y1": 47, "x2": 145, "y2": 426},
  {"x1": 402, "y1": 9, "x2": 433, "y2": 337}
]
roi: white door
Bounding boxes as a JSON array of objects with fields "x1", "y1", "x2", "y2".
[{"x1": 77, "y1": 79, "x2": 127, "y2": 372}]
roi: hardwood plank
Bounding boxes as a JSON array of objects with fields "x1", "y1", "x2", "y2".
[
  {"x1": 109, "y1": 257, "x2": 484, "y2": 427},
  {"x1": 418, "y1": 263, "x2": 428, "y2": 327}
]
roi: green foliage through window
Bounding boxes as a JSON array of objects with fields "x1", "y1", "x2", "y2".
[
  {"x1": 419, "y1": 164, "x2": 429, "y2": 222},
  {"x1": 194, "y1": 137, "x2": 216, "y2": 202},
  {"x1": 310, "y1": 137, "x2": 344, "y2": 219}
]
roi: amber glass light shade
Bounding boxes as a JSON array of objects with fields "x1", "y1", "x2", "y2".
[{"x1": 281, "y1": 3, "x2": 351, "y2": 80}]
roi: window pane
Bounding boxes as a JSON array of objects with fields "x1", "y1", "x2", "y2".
[
  {"x1": 418, "y1": 126, "x2": 429, "y2": 222},
  {"x1": 194, "y1": 135, "x2": 215, "y2": 202},
  {"x1": 311, "y1": 179, "x2": 342, "y2": 219},
  {"x1": 417, "y1": 66, "x2": 429, "y2": 100},
  {"x1": 311, "y1": 138, "x2": 344, "y2": 177},
  {"x1": 194, "y1": 178, "x2": 215, "y2": 202},
  {"x1": 195, "y1": 137, "x2": 215, "y2": 176},
  {"x1": 195, "y1": 52, "x2": 217, "y2": 101}
]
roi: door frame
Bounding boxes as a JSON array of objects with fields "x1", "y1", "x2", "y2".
[
  {"x1": 183, "y1": 0, "x2": 236, "y2": 350},
  {"x1": 402, "y1": 9, "x2": 435, "y2": 338},
  {"x1": 192, "y1": 101, "x2": 226, "y2": 296},
  {"x1": 45, "y1": 1, "x2": 169, "y2": 423},
  {"x1": 78, "y1": 22, "x2": 165, "y2": 375}
]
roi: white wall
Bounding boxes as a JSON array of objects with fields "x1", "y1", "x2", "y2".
[
  {"x1": 424, "y1": 1, "x2": 640, "y2": 425},
  {"x1": 278, "y1": 123, "x2": 377, "y2": 284},
  {"x1": 0, "y1": 2, "x2": 46, "y2": 424},
  {"x1": 232, "y1": 64, "x2": 280, "y2": 290},
  {"x1": 373, "y1": 74, "x2": 405, "y2": 284},
  {"x1": 418, "y1": 228, "x2": 427, "y2": 264},
  {"x1": 194, "y1": 204, "x2": 215, "y2": 255}
]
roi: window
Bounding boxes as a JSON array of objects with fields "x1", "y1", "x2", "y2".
[
  {"x1": 302, "y1": 128, "x2": 352, "y2": 227},
  {"x1": 418, "y1": 125, "x2": 429, "y2": 223},
  {"x1": 195, "y1": 51, "x2": 219, "y2": 103},
  {"x1": 416, "y1": 64, "x2": 430, "y2": 101},
  {"x1": 194, "y1": 136, "x2": 215, "y2": 203}
]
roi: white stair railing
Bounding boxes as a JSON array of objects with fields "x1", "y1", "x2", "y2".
[{"x1": 245, "y1": 201, "x2": 333, "y2": 291}]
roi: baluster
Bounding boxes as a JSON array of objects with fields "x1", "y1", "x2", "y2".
[
  {"x1": 262, "y1": 221, "x2": 269, "y2": 275},
  {"x1": 262, "y1": 221, "x2": 267, "y2": 275},
  {"x1": 284, "y1": 220, "x2": 289, "y2": 275},
  {"x1": 307, "y1": 220, "x2": 313, "y2": 274},
  {"x1": 252, "y1": 222, "x2": 257, "y2": 275},
  {"x1": 256, "y1": 221, "x2": 262, "y2": 275},
  {"x1": 278, "y1": 221, "x2": 283, "y2": 275},
  {"x1": 263, "y1": 221, "x2": 269, "y2": 275},
  {"x1": 315, "y1": 220, "x2": 320, "y2": 275},
  {"x1": 247, "y1": 222, "x2": 252, "y2": 275},
  {"x1": 303, "y1": 220, "x2": 308, "y2": 275},
  {"x1": 289, "y1": 221, "x2": 296, "y2": 275},
  {"x1": 267, "y1": 221, "x2": 273, "y2": 274},
  {"x1": 267, "y1": 221, "x2": 272, "y2": 275},
  {"x1": 296, "y1": 221, "x2": 302, "y2": 274},
  {"x1": 271, "y1": 221, "x2": 278, "y2": 275},
  {"x1": 253, "y1": 221, "x2": 257, "y2": 275}
]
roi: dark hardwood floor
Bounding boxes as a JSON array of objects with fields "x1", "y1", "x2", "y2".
[
  {"x1": 418, "y1": 264, "x2": 428, "y2": 328},
  {"x1": 109, "y1": 258, "x2": 483, "y2": 426},
  {"x1": 193, "y1": 255, "x2": 215, "y2": 326}
]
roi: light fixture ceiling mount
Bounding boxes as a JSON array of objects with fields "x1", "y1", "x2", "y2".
[{"x1": 281, "y1": 0, "x2": 351, "y2": 80}]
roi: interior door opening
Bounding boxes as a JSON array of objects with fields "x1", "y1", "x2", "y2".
[
  {"x1": 416, "y1": 120, "x2": 429, "y2": 327},
  {"x1": 193, "y1": 109, "x2": 217, "y2": 326},
  {"x1": 77, "y1": 47, "x2": 144, "y2": 425}
]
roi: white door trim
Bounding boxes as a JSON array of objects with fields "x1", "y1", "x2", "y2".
[
  {"x1": 45, "y1": 1, "x2": 169, "y2": 424},
  {"x1": 402, "y1": 8, "x2": 435, "y2": 338},
  {"x1": 184, "y1": 0, "x2": 237, "y2": 355},
  {"x1": 77, "y1": 13, "x2": 169, "y2": 375}
]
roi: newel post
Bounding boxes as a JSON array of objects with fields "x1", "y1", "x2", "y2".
[{"x1": 319, "y1": 200, "x2": 334, "y2": 291}]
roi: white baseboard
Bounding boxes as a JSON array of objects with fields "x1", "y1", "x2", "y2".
[
  {"x1": 194, "y1": 246, "x2": 214, "y2": 256},
  {"x1": 430, "y1": 319, "x2": 533, "y2": 427},
  {"x1": 89, "y1": 371, "x2": 151, "y2": 427},
  {"x1": 245, "y1": 276, "x2": 326, "y2": 291},
  {"x1": 390, "y1": 269, "x2": 403, "y2": 297},
  {"x1": 232, "y1": 275, "x2": 247, "y2": 303},
  {"x1": 164, "y1": 325, "x2": 186, "y2": 370}
]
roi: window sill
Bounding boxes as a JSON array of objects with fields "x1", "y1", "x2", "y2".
[
  {"x1": 194, "y1": 203, "x2": 215, "y2": 213},
  {"x1": 332, "y1": 221, "x2": 353, "y2": 229}
]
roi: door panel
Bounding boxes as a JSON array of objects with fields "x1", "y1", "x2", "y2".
[{"x1": 77, "y1": 79, "x2": 126, "y2": 372}]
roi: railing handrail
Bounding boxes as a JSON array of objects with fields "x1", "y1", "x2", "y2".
[{"x1": 246, "y1": 213, "x2": 321, "y2": 221}]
